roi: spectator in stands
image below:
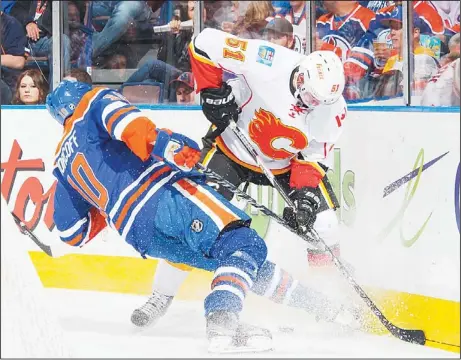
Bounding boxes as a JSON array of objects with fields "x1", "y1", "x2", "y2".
[
  {"x1": 421, "y1": 57, "x2": 460, "y2": 106},
  {"x1": 63, "y1": 68, "x2": 93, "y2": 84},
  {"x1": 95, "y1": 45, "x2": 135, "y2": 83},
  {"x1": 204, "y1": 0, "x2": 234, "y2": 31},
  {"x1": 272, "y1": 1, "x2": 291, "y2": 16},
  {"x1": 5, "y1": 0, "x2": 30, "y2": 26},
  {"x1": 24, "y1": 1, "x2": 71, "y2": 78},
  {"x1": 372, "y1": 10, "x2": 440, "y2": 99},
  {"x1": 169, "y1": 72, "x2": 195, "y2": 104},
  {"x1": 429, "y1": 0, "x2": 460, "y2": 37},
  {"x1": 67, "y1": 1, "x2": 89, "y2": 67},
  {"x1": 343, "y1": 1, "x2": 447, "y2": 101},
  {"x1": 0, "y1": 1, "x2": 16, "y2": 14},
  {"x1": 278, "y1": 0, "x2": 308, "y2": 53},
  {"x1": 263, "y1": 17, "x2": 294, "y2": 49},
  {"x1": 124, "y1": 59, "x2": 182, "y2": 102},
  {"x1": 11, "y1": 69, "x2": 48, "y2": 105},
  {"x1": 440, "y1": 32, "x2": 460, "y2": 66},
  {"x1": 232, "y1": 1, "x2": 275, "y2": 39},
  {"x1": 316, "y1": 1, "x2": 375, "y2": 61},
  {"x1": 90, "y1": 1, "x2": 167, "y2": 58},
  {"x1": 1, "y1": 10, "x2": 29, "y2": 105},
  {"x1": 157, "y1": 2, "x2": 193, "y2": 72}
]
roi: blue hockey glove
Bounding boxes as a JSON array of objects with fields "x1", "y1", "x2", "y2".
[{"x1": 152, "y1": 129, "x2": 201, "y2": 172}]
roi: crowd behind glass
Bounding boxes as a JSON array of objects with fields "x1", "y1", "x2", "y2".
[{"x1": 1, "y1": 1, "x2": 459, "y2": 107}]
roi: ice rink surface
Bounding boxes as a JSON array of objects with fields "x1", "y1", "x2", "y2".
[{"x1": 42, "y1": 288, "x2": 456, "y2": 358}]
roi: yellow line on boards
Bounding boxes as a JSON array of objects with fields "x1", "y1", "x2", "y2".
[{"x1": 28, "y1": 251, "x2": 459, "y2": 353}]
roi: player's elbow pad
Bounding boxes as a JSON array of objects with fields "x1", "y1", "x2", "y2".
[{"x1": 289, "y1": 160, "x2": 327, "y2": 189}]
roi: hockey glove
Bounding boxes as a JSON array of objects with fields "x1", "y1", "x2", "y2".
[
  {"x1": 201, "y1": 83, "x2": 240, "y2": 132},
  {"x1": 283, "y1": 187, "x2": 321, "y2": 235},
  {"x1": 152, "y1": 129, "x2": 201, "y2": 172}
]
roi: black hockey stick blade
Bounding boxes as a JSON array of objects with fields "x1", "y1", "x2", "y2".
[
  {"x1": 392, "y1": 327, "x2": 426, "y2": 345},
  {"x1": 11, "y1": 212, "x2": 53, "y2": 257}
]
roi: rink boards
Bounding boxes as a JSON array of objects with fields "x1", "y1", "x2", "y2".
[{"x1": 1, "y1": 106, "x2": 459, "y2": 353}]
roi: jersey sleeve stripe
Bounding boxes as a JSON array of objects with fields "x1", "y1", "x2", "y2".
[
  {"x1": 106, "y1": 106, "x2": 138, "y2": 135},
  {"x1": 65, "y1": 233, "x2": 84, "y2": 246},
  {"x1": 113, "y1": 112, "x2": 147, "y2": 140},
  {"x1": 101, "y1": 101, "x2": 130, "y2": 129},
  {"x1": 57, "y1": 217, "x2": 87, "y2": 238}
]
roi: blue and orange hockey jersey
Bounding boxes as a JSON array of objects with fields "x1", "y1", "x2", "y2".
[{"x1": 52, "y1": 87, "x2": 204, "y2": 251}]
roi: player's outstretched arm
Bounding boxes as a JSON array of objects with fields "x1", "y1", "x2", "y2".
[{"x1": 95, "y1": 91, "x2": 201, "y2": 171}]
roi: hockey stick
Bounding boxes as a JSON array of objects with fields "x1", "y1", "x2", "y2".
[
  {"x1": 224, "y1": 122, "x2": 426, "y2": 346},
  {"x1": 228, "y1": 122, "x2": 296, "y2": 209},
  {"x1": 196, "y1": 163, "x2": 323, "y2": 251},
  {"x1": 11, "y1": 212, "x2": 53, "y2": 257}
]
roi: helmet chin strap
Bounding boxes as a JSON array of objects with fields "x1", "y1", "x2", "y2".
[{"x1": 289, "y1": 66, "x2": 309, "y2": 108}]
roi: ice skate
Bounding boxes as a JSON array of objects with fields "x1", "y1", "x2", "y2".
[
  {"x1": 131, "y1": 290, "x2": 173, "y2": 328},
  {"x1": 206, "y1": 311, "x2": 273, "y2": 354}
]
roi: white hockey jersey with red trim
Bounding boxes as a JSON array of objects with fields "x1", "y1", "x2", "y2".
[{"x1": 189, "y1": 28, "x2": 348, "y2": 175}]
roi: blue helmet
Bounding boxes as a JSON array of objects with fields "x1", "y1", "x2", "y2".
[{"x1": 46, "y1": 80, "x2": 92, "y2": 125}]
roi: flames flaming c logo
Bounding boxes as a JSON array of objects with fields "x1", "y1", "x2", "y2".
[{"x1": 248, "y1": 109, "x2": 308, "y2": 160}]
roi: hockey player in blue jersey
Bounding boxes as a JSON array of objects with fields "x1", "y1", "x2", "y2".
[
  {"x1": 47, "y1": 79, "x2": 359, "y2": 353},
  {"x1": 47, "y1": 79, "x2": 275, "y2": 353}
]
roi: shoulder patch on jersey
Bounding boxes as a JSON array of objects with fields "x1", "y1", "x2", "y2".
[{"x1": 256, "y1": 45, "x2": 275, "y2": 67}]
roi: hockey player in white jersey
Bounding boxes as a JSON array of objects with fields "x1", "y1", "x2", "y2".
[{"x1": 132, "y1": 28, "x2": 353, "y2": 332}]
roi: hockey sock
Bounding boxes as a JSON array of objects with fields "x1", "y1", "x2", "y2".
[
  {"x1": 251, "y1": 261, "x2": 332, "y2": 315},
  {"x1": 204, "y1": 226, "x2": 267, "y2": 316}
]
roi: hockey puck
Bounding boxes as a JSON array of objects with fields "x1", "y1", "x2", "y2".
[{"x1": 277, "y1": 326, "x2": 295, "y2": 333}]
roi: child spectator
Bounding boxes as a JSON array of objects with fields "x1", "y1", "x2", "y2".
[
  {"x1": 370, "y1": 10, "x2": 440, "y2": 100},
  {"x1": 1, "y1": 10, "x2": 29, "y2": 104},
  {"x1": 11, "y1": 69, "x2": 49, "y2": 105}
]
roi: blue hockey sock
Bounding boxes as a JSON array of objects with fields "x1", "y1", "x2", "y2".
[
  {"x1": 204, "y1": 226, "x2": 267, "y2": 316},
  {"x1": 251, "y1": 261, "x2": 331, "y2": 313}
]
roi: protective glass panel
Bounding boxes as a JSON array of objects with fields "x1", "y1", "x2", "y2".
[{"x1": 60, "y1": 0, "x2": 197, "y2": 105}]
